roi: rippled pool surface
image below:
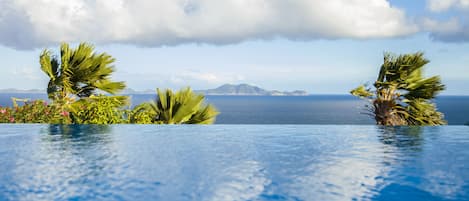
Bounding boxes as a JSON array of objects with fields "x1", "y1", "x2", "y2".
[{"x1": 0, "y1": 125, "x2": 468, "y2": 201}]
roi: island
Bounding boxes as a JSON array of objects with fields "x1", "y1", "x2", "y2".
[
  {"x1": 0, "y1": 88, "x2": 44, "y2": 94},
  {"x1": 194, "y1": 84, "x2": 309, "y2": 96},
  {"x1": 1, "y1": 84, "x2": 309, "y2": 96}
]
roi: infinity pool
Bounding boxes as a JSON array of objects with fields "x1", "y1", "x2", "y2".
[{"x1": 0, "y1": 125, "x2": 468, "y2": 201}]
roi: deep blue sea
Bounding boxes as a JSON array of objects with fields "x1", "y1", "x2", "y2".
[
  {"x1": 1, "y1": 93, "x2": 468, "y2": 125},
  {"x1": 0, "y1": 125, "x2": 468, "y2": 201}
]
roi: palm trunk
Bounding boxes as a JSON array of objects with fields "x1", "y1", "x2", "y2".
[{"x1": 373, "y1": 87, "x2": 406, "y2": 126}]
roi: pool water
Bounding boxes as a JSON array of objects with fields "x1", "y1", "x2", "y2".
[{"x1": 0, "y1": 125, "x2": 468, "y2": 201}]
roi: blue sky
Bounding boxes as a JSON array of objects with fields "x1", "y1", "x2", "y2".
[{"x1": 0, "y1": 0, "x2": 468, "y2": 95}]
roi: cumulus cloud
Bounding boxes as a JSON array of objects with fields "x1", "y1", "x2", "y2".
[
  {"x1": 0, "y1": 0, "x2": 417, "y2": 49},
  {"x1": 423, "y1": 0, "x2": 469, "y2": 42},
  {"x1": 422, "y1": 18, "x2": 461, "y2": 32},
  {"x1": 12, "y1": 67, "x2": 42, "y2": 80},
  {"x1": 170, "y1": 71, "x2": 245, "y2": 85},
  {"x1": 427, "y1": 0, "x2": 469, "y2": 12},
  {"x1": 114, "y1": 69, "x2": 245, "y2": 90}
]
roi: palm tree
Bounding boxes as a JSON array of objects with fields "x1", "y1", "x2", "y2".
[
  {"x1": 130, "y1": 88, "x2": 219, "y2": 124},
  {"x1": 350, "y1": 52, "x2": 446, "y2": 126},
  {"x1": 40, "y1": 42, "x2": 126, "y2": 102}
]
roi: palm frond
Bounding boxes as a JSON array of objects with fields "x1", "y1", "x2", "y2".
[
  {"x1": 130, "y1": 88, "x2": 219, "y2": 124},
  {"x1": 351, "y1": 52, "x2": 446, "y2": 126},
  {"x1": 39, "y1": 42, "x2": 126, "y2": 101}
]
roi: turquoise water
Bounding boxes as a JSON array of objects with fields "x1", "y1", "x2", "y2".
[
  {"x1": 0, "y1": 125, "x2": 468, "y2": 200},
  {"x1": 1, "y1": 94, "x2": 469, "y2": 125}
]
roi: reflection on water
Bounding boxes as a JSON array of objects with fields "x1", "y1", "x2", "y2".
[
  {"x1": 1, "y1": 125, "x2": 160, "y2": 200},
  {"x1": 276, "y1": 126, "x2": 397, "y2": 201},
  {"x1": 207, "y1": 161, "x2": 270, "y2": 201},
  {"x1": 42, "y1": 125, "x2": 113, "y2": 151},
  {"x1": 0, "y1": 125, "x2": 468, "y2": 201},
  {"x1": 46, "y1": 124, "x2": 111, "y2": 135},
  {"x1": 373, "y1": 126, "x2": 469, "y2": 201},
  {"x1": 377, "y1": 126, "x2": 424, "y2": 152}
]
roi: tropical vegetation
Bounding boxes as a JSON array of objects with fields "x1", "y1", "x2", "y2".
[
  {"x1": 0, "y1": 42, "x2": 219, "y2": 124},
  {"x1": 69, "y1": 95, "x2": 129, "y2": 124},
  {"x1": 0, "y1": 98, "x2": 71, "y2": 124},
  {"x1": 2, "y1": 43, "x2": 448, "y2": 126},
  {"x1": 351, "y1": 52, "x2": 446, "y2": 126},
  {"x1": 130, "y1": 88, "x2": 219, "y2": 124},
  {"x1": 40, "y1": 43, "x2": 125, "y2": 102}
]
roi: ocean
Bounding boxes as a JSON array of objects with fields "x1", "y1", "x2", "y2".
[{"x1": 1, "y1": 93, "x2": 468, "y2": 125}]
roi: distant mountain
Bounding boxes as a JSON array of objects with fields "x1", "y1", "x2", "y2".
[
  {"x1": 0, "y1": 88, "x2": 45, "y2": 94},
  {"x1": 0, "y1": 84, "x2": 309, "y2": 96},
  {"x1": 195, "y1": 84, "x2": 309, "y2": 96},
  {"x1": 121, "y1": 88, "x2": 155, "y2": 94}
]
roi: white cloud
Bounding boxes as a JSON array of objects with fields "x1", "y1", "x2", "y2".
[
  {"x1": 422, "y1": 18, "x2": 462, "y2": 33},
  {"x1": 421, "y1": 17, "x2": 469, "y2": 42},
  {"x1": 114, "y1": 70, "x2": 244, "y2": 90},
  {"x1": 169, "y1": 70, "x2": 245, "y2": 85},
  {"x1": 11, "y1": 67, "x2": 42, "y2": 80},
  {"x1": 427, "y1": 0, "x2": 469, "y2": 12},
  {"x1": 424, "y1": 1, "x2": 469, "y2": 42},
  {"x1": 0, "y1": 0, "x2": 417, "y2": 49}
]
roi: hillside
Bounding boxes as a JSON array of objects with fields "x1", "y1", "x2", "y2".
[{"x1": 195, "y1": 84, "x2": 308, "y2": 96}]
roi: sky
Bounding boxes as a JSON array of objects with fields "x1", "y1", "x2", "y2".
[{"x1": 0, "y1": 0, "x2": 468, "y2": 95}]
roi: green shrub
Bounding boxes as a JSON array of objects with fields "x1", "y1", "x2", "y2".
[
  {"x1": 0, "y1": 107, "x2": 14, "y2": 123},
  {"x1": 0, "y1": 99, "x2": 71, "y2": 124},
  {"x1": 69, "y1": 95, "x2": 129, "y2": 124},
  {"x1": 128, "y1": 104, "x2": 156, "y2": 124}
]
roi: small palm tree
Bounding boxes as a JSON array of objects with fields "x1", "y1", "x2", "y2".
[
  {"x1": 40, "y1": 42, "x2": 126, "y2": 102},
  {"x1": 351, "y1": 52, "x2": 446, "y2": 126},
  {"x1": 131, "y1": 88, "x2": 219, "y2": 124}
]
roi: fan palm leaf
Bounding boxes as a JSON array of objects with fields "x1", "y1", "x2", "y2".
[
  {"x1": 351, "y1": 52, "x2": 446, "y2": 126},
  {"x1": 131, "y1": 88, "x2": 219, "y2": 124},
  {"x1": 39, "y1": 42, "x2": 126, "y2": 101}
]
